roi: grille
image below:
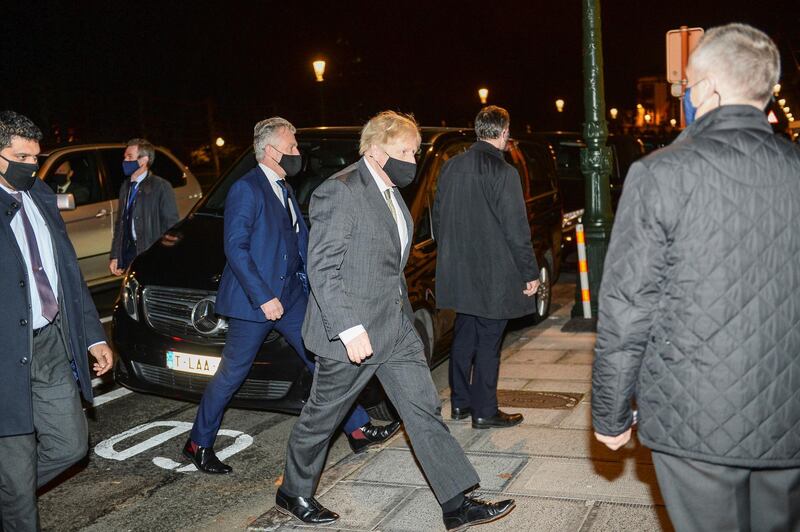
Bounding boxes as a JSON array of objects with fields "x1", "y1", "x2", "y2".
[
  {"x1": 132, "y1": 361, "x2": 292, "y2": 400},
  {"x1": 142, "y1": 286, "x2": 226, "y2": 344}
]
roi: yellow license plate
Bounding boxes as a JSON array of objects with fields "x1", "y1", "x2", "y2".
[{"x1": 166, "y1": 351, "x2": 220, "y2": 376}]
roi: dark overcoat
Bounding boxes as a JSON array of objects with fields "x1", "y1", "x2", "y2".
[
  {"x1": 432, "y1": 141, "x2": 539, "y2": 320},
  {"x1": 0, "y1": 179, "x2": 106, "y2": 437}
]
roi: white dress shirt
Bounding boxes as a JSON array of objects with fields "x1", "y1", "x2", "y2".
[
  {"x1": 1, "y1": 184, "x2": 59, "y2": 329},
  {"x1": 258, "y1": 162, "x2": 298, "y2": 232},
  {"x1": 339, "y1": 157, "x2": 408, "y2": 346},
  {"x1": 126, "y1": 170, "x2": 148, "y2": 241}
]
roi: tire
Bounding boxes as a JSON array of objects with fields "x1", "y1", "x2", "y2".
[
  {"x1": 366, "y1": 399, "x2": 399, "y2": 422},
  {"x1": 535, "y1": 260, "x2": 552, "y2": 323}
]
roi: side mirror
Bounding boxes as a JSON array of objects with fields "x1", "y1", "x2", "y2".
[{"x1": 56, "y1": 193, "x2": 76, "y2": 211}]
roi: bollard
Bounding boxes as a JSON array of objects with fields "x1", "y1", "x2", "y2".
[{"x1": 575, "y1": 224, "x2": 592, "y2": 318}]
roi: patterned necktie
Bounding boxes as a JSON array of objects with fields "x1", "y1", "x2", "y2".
[
  {"x1": 383, "y1": 189, "x2": 397, "y2": 222},
  {"x1": 276, "y1": 180, "x2": 296, "y2": 227},
  {"x1": 11, "y1": 192, "x2": 59, "y2": 322}
]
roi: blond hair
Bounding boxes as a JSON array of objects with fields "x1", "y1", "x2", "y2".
[
  {"x1": 689, "y1": 23, "x2": 780, "y2": 105},
  {"x1": 359, "y1": 111, "x2": 421, "y2": 155}
]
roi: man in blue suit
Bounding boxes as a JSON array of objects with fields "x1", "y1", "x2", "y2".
[{"x1": 184, "y1": 117, "x2": 399, "y2": 473}]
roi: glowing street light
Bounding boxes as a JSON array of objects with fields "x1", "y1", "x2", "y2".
[
  {"x1": 215, "y1": 137, "x2": 225, "y2": 148},
  {"x1": 670, "y1": 118, "x2": 677, "y2": 127},
  {"x1": 609, "y1": 107, "x2": 618, "y2": 120},
  {"x1": 478, "y1": 88, "x2": 489, "y2": 104},
  {"x1": 778, "y1": 98, "x2": 786, "y2": 106},
  {"x1": 774, "y1": 83, "x2": 782, "y2": 95},
  {"x1": 555, "y1": 99, "x2": 565, "y2": 113},
  {"x1": 644, "y1": 113, "x2": 652, "y2": 124},
  {"x1": 784, "y1": 107, "x2": 791, "y2": 114},
  {"x1": 312, "y1": 60, "x2": 326, "y2": 82}
]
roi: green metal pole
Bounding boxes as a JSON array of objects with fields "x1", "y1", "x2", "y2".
[{"x1": 579, "y1": 0, "x2": 613, "y2": 317}]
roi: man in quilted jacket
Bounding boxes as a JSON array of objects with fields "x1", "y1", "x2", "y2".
[{"x1": 592, "y1": 23, "x2": 800, "y2": 531}]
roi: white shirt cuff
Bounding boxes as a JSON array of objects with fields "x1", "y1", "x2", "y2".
[
  {"x1": 339, "y1": 325, "x2": 366, "y2": 345},
  {"x1": 87, "y1": 341, "x2": 107, "y2": 351}
]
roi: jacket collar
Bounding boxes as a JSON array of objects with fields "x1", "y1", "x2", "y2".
[
  {"x1": 677, "y1": 104, "x2": 772, "y2": 142},
  {"x1": 469, "y1": 140, "x2": 505, "y2": 159}
]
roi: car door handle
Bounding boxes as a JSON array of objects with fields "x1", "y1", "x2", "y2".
[{"x1": 95, "y1": 208, "x2": 109, "y2": 218}]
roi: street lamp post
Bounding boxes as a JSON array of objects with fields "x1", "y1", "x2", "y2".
[
  {"x1": 313, "y1": 60, "x2": 327, "y2": 125},
  {"x1": 578, "y1": 0, "x2": 613, "y2": 317},
  {"x1": 478, "y1": 88, "x2": 489, "y2": 104}
]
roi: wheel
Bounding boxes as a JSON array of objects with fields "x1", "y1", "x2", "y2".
[{"x1": 535, "y1": 260, "x2": 552, "y2": 322}]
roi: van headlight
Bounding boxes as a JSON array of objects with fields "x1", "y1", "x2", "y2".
[{"x1": 122, "y1": 275, "x2": 140, "y2": 321}]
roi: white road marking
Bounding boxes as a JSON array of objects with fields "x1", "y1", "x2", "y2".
[
  {"x1": 100, "y1": 316, "x2": 113, "y2": 324},
  {"x1": 91, "y1": 387, "x2": 132, "y2": 407}
]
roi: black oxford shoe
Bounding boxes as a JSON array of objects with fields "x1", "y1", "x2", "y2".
[
  {"x1": 443, "y1": 496, "x2": 516, "y2": 531},
  {"x1": 347, "y1": 421, "x2": 402, "y2": 453},
  {"x1": 182, "y1": 438, "x2": 232, "y2": 474},
  {"x1": 472, "y1": 410, "x2": 524, "y2": 429},
  {"x1": 275, "y1": 488, "x2": 339, "y2": 525},
  {"x1": 451, "y1": 406, "x2": 472, "y2": 420}
]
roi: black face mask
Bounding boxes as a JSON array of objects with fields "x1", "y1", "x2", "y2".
[
  {"x1": 0, "y1": 154, "x2": 39, "y2": 191},
  {"x1": 382, "y1": 156, "x2": 416, "y2": 188},
  {"x1": 52, "y1": 172, "x2": 69, "y2": 186},
  {"x1": 272, "y1": 149, "x2": 302, "y2": 177}
]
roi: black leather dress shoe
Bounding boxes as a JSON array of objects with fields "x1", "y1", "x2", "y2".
[
  {"x1": 275, "y1": 488, "x2": 339, "y2": 525},
  {"x1": 472, "y1": 410, "x2": 524, "y2": 429},
  {"x1": 451, "y1": 406, "x2": 472, "y2": 420},
  {"x1": 182, "y1": 438, "x2": 232, "y2": 474},
  {"x1": 346, "y1": 421, "x2": 402, "y2": 454},
  {"x1": 443, "y1": 496, "x2": 516, "y2": 531}
]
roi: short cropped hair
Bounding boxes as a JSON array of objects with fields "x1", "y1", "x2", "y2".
[
  {"x1": 253, "y1": 117, "x2": 296, "y2": 162},
  {"x1": 359, "y1": 111, "x2": 421, "y2": 155},
  {"x1": 689, "y1": 23, "x2": 780, "y2": 105},
  {"x1": 0, "y1": 111, "x2": 43, "y2": 150},
  {"x1": 475, "y1": 106, "x2": 510, "y2": 140},
  {"x1": 126, "y1": 138, "x2": 156, "y2": 168}
]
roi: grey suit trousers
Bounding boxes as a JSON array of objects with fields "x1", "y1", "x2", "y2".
[
  {"x1": 652, "y1": 451, "x2": 800, "y2": 532},
  {"x1": 283, "y1": 315, "x2": 479, "y2": 504},
  {"x1": 0, "y1": 319, "x2": 88, "y2": 532}
]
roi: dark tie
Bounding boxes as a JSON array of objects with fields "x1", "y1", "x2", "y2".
[
  {"x1": 276, "y1": 180, "x2": 296, "y2": 228},
  {"x1": 11, "y1": 192, "x2": 59, "y2": 322}
]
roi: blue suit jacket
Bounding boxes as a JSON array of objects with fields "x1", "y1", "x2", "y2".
[{"x1": 215, "y1": 166, "x2": 309, "y2": 322}]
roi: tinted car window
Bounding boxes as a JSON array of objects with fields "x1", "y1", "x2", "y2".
[
  {"x1": 151, "y1": 150, "x2": 187, "y2": 188},
  {"x1": 503, "y1": 142, "x2": 529, "y2": 192},
  {"x1": 100, "y1": 148, "x2": 187, "y2": 195},
  {"x1": 519, "y1": 142, "x2": 557, "y2": 196},
  {"x1": 99, "y1": 148, "x2": 127, "y2": 197},
  {"x1": 43, "y1": 151, "x2": 104, "y2": 206},
  {"x1": 201, "y1": 139, "x2": 361, "y2": 216}
]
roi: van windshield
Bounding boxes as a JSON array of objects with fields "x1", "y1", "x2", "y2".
[{"x1": 198, "y1": 138, "x2": 361, "y2": 216}]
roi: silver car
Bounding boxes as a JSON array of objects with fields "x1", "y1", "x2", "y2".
[{"x1": 36, "y1": 143, "x2": 202, "y2": 287}]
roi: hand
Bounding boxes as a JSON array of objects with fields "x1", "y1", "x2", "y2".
[
  {"x1": 344, "y1": 331, "x2": 373, "y2": 364},
  {"x1": 260, "y1": 297, "x2": 284, "y2": 321},
  {"x1": 109, "y1": 259, "x2": 124, "y2": 277},
  {"x1": 523, "y1": 279, "x2": 541, "y2": 297},
  {"x1": 90, "y1": 343, "x2": 114, "y2": 376},
  {"x1": 594, "y1": 428, "x2": 633, "y2": 450}
]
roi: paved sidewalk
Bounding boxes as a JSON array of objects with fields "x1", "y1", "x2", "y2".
[{"x1": 248, "y1": 281, "x2": 673, "y2": 531}]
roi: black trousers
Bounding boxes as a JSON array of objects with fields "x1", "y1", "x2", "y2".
[
  {"x1": 652, "y1": 451, "x2": 800, "y2": 532},
  {"x1": 0, "y1": 319, "x2": 88, "y2": 532},
  {"x1": 449, "y1": 313, "x2": 508, "y2": 419},
  {"x1": 283, "y1": 315, "x2": 479, "y2": 504}
]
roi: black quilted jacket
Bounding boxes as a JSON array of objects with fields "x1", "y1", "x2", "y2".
[{"x1": 592, "y1": 105, "x2": 800, "y2": 468}]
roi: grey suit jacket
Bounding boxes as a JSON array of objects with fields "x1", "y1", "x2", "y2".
[{"x1": 302, "y1": 158, "x2": 415, "y2": 364}]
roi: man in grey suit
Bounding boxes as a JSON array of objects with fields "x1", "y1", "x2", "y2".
[{"x1": 277, "y1": 111, "x2": 516, "y2": 531}]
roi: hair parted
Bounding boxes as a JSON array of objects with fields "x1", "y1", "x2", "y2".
[
  {"x1": 0, "y1": 111, "x2": 43, "y2": 150},
  {"x1": 689, "y1": 23, "x2": 780, "y2": 105},
  {"x1": 359, "y1": 111, "x2": 421, "y2": 155},
  {"x1": 253, "y1": 117, "x2": 296, "y2": 162},
  {"x1": 474, "y1": 106, "x2": 510, "y2": 140}
]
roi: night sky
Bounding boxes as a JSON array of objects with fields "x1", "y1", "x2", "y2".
[{"x1": 2, "y1": 0, "x2": 798, "y2": 157}]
